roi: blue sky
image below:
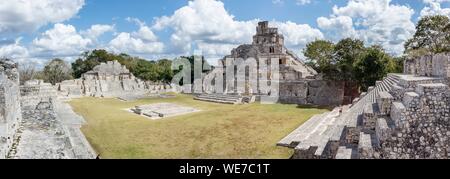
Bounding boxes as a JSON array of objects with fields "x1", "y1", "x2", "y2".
[{"x1": 0, "y1": 0, "x2": 449, "y2": 65}]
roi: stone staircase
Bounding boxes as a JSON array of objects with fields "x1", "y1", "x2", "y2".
[
  {"x1": 194, "y1": 94, "x2": 247, "y2": 104},
  {"x1": 278, "y1": 74, "x2": 448, "y2": 159}
]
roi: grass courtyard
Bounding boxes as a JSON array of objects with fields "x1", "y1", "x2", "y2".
[{"x1": 68, "y1": 94, "x2": 328, "y2": 159}]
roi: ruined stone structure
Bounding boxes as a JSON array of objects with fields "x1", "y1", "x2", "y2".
[
  {"x1": 0, "y1": 59, "x2": 96, "y2": 159},
  {"x1": 58, "y1": 60, "x2": 173, "y2": 99},
  {"x1": 197, "y1": 21, "x2": 345, "y2": 106},
  {"x1": 0, "y1": 59, "x2": 21, "y2": 159},
  {"x1": 130, "y1": 103, "x2": 200, "y2": 120},
  {"x1": 278, "y1": 54, "x2": 450, "y2": 159}
]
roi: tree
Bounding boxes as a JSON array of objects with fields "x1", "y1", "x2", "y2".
[
  {"x1": 303, "y1": 38, "x2": 403, "y2": 91},
  {"x1": 354, "y1": 46, "x2": 396, "y2": 91},
  {"x1": 334, "y1": 38, "x2": 366, "y2": 81},
  {"x1": 72, "y1": 49, "x2": 113, "y2": 78},
  {"x1": 156, "y1": 59, "x2": 174, "y2": 83},
  {"x1": 303, "y1": 40, "x2": 336, "y2": 75},
  {"x1": 19, "y1": 62, "x2": 39, "y2": 85},
  {"x1": 43, "y1": 58, "x2": 73, "y2": 85},
  {"x1": 405, "y1": 15, "x2": 450, "y2": 55}
]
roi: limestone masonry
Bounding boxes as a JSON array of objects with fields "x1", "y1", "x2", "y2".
[
  {"x1": 0, "y1": 59, "x2": 171, "y2": 159},
  {"x1": 57, "y1": 60, "x2": 173, "y2": 99},
  {"x1": 278, "y1": 54, "x2": 450, "y2": 159},
  {"x1": 197, "y1": 21, "x2": 346, "y2": 106}
]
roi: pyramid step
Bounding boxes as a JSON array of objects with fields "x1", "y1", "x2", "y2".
[
  {"x1": 358, "y1": 132, "x2": 374, "y2": 159},
  {"x1": 335, "y1": 146, "x2": 353, "y2": 159}
]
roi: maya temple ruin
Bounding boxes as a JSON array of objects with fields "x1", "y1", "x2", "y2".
[
  {"x1": 0, "y1": 21, "x2": 449, "y2": 159},
  {"x1": 196, "y1": 21, "x2": 348, "y2": 106}
]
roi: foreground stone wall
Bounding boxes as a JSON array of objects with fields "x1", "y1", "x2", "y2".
[
  {"x1": 0, "y1": 60, "x2": 22, "y2": 159},
  {"x1": 373, "y1": 81, "x2": 450, "y2": 159},
  {"x1": 11, "y1": 80, "x2": 96, "y2": 159}
]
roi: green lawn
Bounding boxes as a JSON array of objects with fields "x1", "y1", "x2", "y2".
[{"x1": 68, "y1": 94, "x2": 328, "y2": 159}]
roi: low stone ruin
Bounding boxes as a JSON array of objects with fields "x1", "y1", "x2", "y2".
[
  {"x1": 194, "y1": 94, "x2": 255, "y2": 104},
  {"x1": 130, "y1": 103, "x2": 200, "y2": 120},
  {"x1": 278, "y1": 54, "x2": 450, "y2": 159},
  {"x1": 57, "y1": 60, "x2": 173, "y2": 99},
  {"x1": 0, "y1": 59, "x2": 96, "y2": 159}
]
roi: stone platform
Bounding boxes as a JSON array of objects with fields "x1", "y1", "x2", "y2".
[
  {"x1": 194, "y1": 94, "x2": 254, "y2": 104},
  {"x1": 130, "y1": 103, "x2": 200, "y2": 120}
]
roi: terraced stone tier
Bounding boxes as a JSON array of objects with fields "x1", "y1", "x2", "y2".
[{"x1": 280, "y1": 74, "x2": 403, "y2": 159}]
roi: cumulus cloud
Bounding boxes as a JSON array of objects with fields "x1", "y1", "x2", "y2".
[
  {"x1": 317, "y1": 0, "x2": 416, "y2": 55},
  {"x1": 273, "y1": 21, "x2": 324, "y2": 49},
  {"x1": 0, "y1": 38, "x2": 29, "y2": 59},
  {"x1": 0, "y1": 0, "x2": 85, "y2": 34},
  {"x1": 153, "y1": 0, "x2": 323, "y2": 58},
  {"x1": 153, "y1": 0, "x2": 256, "y2": 55},
  {"x1": 421, "y1": 0, "x2": 450, "y2": 17},
  {"x1": 32, "y1": 23, "x2": 92, "y2": 57},
  {"x1": 81, "y1": 24, "x2": 115, "y2": 41},
  {"x1": 108, "y1": 20, "x2": 164, "y2": 55}
]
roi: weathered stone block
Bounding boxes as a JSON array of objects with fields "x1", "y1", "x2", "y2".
[
  {"x1": 391, "y1": 102, "x2": 406, "y2": 126},
  {"x1": 377, "y1": 91, "x2": 394, "y2": 115},
  {"x1": 403, "y1": 92, "x2": 419, "y2": 108}
]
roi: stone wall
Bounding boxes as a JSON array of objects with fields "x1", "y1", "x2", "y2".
[
  {"x1": 307, "y1": 80, "x2": 345, "y2": 106},
  {"x1": 375, "y1": 82, "x2": 450, "y2": 159},
  {"x1": 0, "y1": 59, "x2": 22, "y2": 159},
  {"x1": 404, "y1": 53, "x2": 450, "y2": 78}
]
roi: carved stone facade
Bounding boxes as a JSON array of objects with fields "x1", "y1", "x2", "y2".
[{"x1": 200, "y1": 21, "x2": 344, "y2": 106}]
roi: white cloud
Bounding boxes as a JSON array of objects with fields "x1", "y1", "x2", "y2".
[
  {"x1": 317, "y1": 16, "x2": 357, "y2": 41},
  {"x1": 108, "y1": 23, "x2": 164, "y2": 55},
  {"x1": 81, "y1": 24, "x2": 115, "y2": 41},
  {"x1": 32, "y1": 23, "x2": 92, "y2": 56},
  {"x1": 296, "y1": 0, "x2": 312, "y2": 5},
  {"x1": 132, "y1": 26, "x2": 158, "y2": 42},
  {"x1": 317, "y1": 0, "x2": 416, "y2": 55},
  {"x1": 0, "y1": 38, "x2": 29, "y2": 59},
  {"x1": 153, "y1": 0, "x2": 323, "y2": 57},
  {"x1": 153, "y1": 0, "x2": 256, "y2": 55},
  {"x1": 0, "y1": 0, "x2": 85, "y2": 34},
  {"x1": 421, "y1": 0, "x2": 450, "y2": 17},
  {"x1": 273, "y1": 21, "x2": 324, "y2": 49}
]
